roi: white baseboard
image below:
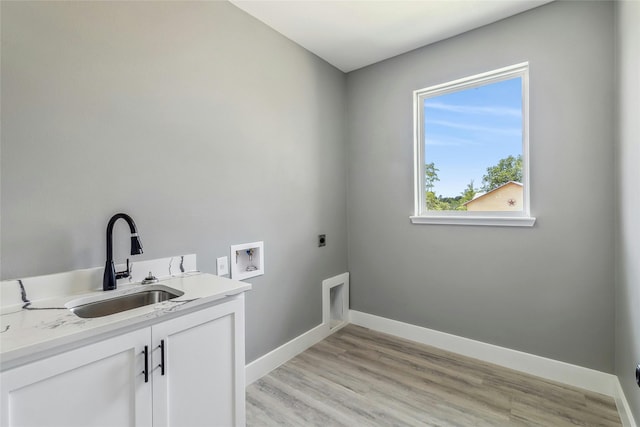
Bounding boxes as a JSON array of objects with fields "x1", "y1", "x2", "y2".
[
  {"x1": 349, "y1": 310, "x2": 617, "y2": 397},
  {"x1": 350, "y1": 310, "x2": 639, "y2": 426},
  {"x1": 245, "y1": 307, "x2": 636, "y2": 426},
  {"x1": 245, "y1": 321, "x2": 349, "y2": 385},
  {"x1": 246, "y1": 273, "x2": 350, "y2": 385},
  {"x1": 614, "y1": 377, "x2": 638, "y2": 427},
  {"x1": 246, "y1": 323, "x2": 329, "y2": 385}
]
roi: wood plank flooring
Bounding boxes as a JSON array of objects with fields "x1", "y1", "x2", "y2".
[{"x1": 246, "y1": 325, "x2": 621, "y2": 426}]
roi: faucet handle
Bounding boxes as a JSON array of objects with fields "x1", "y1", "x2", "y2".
[
  {"x1": 115, "y1": 258, "x2": 132, "y2": 280},
  {"x1": 128, "y1": 260, "x2": 134, "y2": 282}
]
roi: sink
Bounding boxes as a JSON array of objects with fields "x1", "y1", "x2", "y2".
[{"x1": 67, "y1": 285, "x2": 184, "y2": 318}]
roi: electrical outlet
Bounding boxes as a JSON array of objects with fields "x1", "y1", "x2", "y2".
[
  {"x1": 318, "y1": 234, "x2": 326, "y2": 247},
  {"x1": 216, "y1": 256, "x2": 229, "y2": 276}
]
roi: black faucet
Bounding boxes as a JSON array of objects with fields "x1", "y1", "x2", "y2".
[{"x1": 103, "y1": 213, "x2": 143, "y2": 291}]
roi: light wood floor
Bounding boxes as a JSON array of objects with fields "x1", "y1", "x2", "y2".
[{"x1": 246, "y1": 325, "x2": 622, "y2": 426}]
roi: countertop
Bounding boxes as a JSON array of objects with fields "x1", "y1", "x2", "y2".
[{"x1": 0, "y1": 272, "x2": 251, "y2": 370}]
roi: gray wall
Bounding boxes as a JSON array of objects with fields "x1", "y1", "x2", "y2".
[
  {"x1": 615, "y1": 0, "x2": 640, "y2": 420},
  {"x1": 0, "y1": 1, "x2": 348, "y2": 363},
  {"x1": 346, "y1": 1, "x2": 616, "y2": 372},
  {"x1": 1, "y1": 0, "x2": 629, "y2": 386}
]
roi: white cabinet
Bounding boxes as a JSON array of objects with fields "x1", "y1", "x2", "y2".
[
  {"x1": 1, "y1": 295, "x2": 245, "y2": 427},
  {"x1": 1, "y1": 328, "x2": 152, "y2": 427},
  {"x1": 152, "y1": 297, "x2": 245, "y2": 427}
]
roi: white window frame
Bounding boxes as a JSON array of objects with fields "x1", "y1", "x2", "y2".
[{"x1": 411, "y1": 62, "x2": 535, "y2": 227}]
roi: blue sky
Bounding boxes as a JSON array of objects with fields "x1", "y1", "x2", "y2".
[{"x1": 424, "y1": 77, "x2": 522, "y2": 197}]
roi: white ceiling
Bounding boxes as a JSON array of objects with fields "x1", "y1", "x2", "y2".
[{"x1": 230, "y1": 0, "x2": 553, "y2": 73}]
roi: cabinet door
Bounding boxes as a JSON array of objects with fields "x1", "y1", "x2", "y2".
[
  {"x1": 1, "y1": 328, "x2": 152, "y2": 427},
  {"x1": 151, "y1": 295, "x2": 245, "y2": 427}
]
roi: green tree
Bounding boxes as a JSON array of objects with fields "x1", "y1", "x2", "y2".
[
  {"x1": 481, "y1": 155, "x2": 522, "y2": 192},
  {"x1": 425, "y1": 162, "x2": 440, "y2": 193},
  {"x1": 438, "y1": 195, "x2": 460, "y2": 210},
  {"x1": 426, "y1": 191, "x2": 451, "y2": 210},
  {"x1": 457, "y1": 180, "x2": 477, "y2": 210}
]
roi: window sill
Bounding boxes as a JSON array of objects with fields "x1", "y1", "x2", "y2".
[{"x1": 410, "y1": 215, "x2": 536, "y2": 227}]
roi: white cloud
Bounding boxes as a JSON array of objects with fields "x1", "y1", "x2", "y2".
[
  {"x1": 424, "y1": 101, "x2": 521, "y2": 117},
  {"x1": 425, "y1": 136, "x2": 481, "y2": 146},
  {"x1": 425, "y1": 119, "x2": 521, "y2": 136}
]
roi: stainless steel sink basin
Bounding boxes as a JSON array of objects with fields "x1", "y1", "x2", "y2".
[{"x1": 67, "y1": 286, "x2": 184, "y2": 318}]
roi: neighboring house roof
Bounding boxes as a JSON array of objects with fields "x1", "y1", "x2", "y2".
[{"x1": 463, "y1": 181, "x2": 522, "y2": 206}]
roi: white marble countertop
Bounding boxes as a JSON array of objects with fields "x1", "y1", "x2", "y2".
[{"x1": 0, "y1": 272, "x2": 251, "y2": 371}]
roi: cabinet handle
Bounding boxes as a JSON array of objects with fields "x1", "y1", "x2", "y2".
[
  {"x1": 159, "y1": 340, "x2": 165, "y2": 376},
  {"x1": 143, "y1": 345, "x2": 149, "y2": 383}
]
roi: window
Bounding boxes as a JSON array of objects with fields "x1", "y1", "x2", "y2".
[{"x1": 411, "y1": 63, "x2": 535, "y2": 227}]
